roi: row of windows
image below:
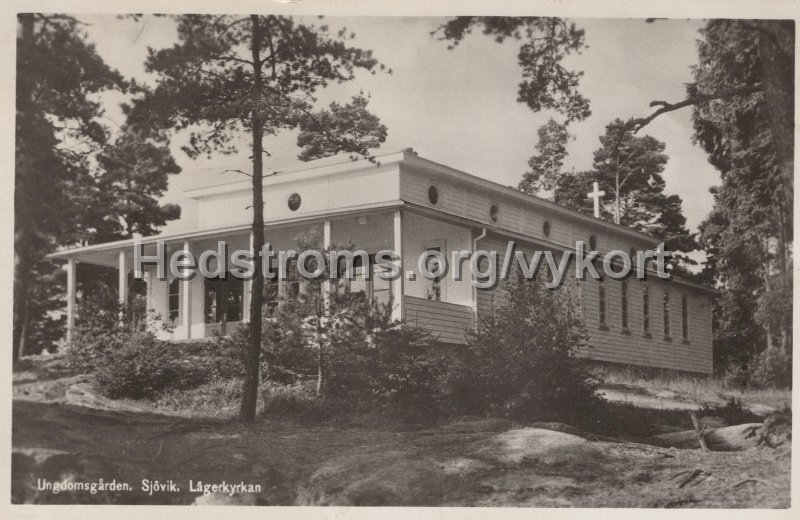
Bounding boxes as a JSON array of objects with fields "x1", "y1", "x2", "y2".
[
  {"x1": 167, "y1": 255, "x2": 394, "y2": 325},
  {"x1": 598, "y1": 282, "x2": 689, "y2": 341},
  {"x1": 263, "y1": 254, "x2": 392, "y2": 313}
]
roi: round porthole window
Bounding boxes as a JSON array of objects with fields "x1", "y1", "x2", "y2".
[
  {"x1": 543, "y1": 220, "x2": 551, "y2": 238},
  {"x1": 288, "y1": 193, "x2": 301, "y2": 211},
  {"x1": 428, "y1": 185, "x2": 439, "y2": 205},
  {"x1": 589, "y1": 235, "x2": 598, "y2": 250},
  {"x1": 489, "y1": 204, "x2": 499, "y2": 223}
]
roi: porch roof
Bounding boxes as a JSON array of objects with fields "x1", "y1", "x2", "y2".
[{"x1": 45, "y1": 200, "x2": 404, "y2": 266}]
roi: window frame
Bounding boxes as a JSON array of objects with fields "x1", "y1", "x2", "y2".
[
  {"x1": 598, "y1": 280, "x2": 607, "y2": 329},
  {"x1": 681, "y1": 294, "x2": 689, "y2": 342},
  {"x1": 168, "y1": 278, "x2": 180, "y2": 323},
  {"x1": 620, "y1": 280, "x2": 629, "y2": 332},
  {"x1": 204, "y1": 273, "x2": 244, "y2": 324},
  {"x1": 642, "y1": 285, "x2": 651, "y2": 337}
]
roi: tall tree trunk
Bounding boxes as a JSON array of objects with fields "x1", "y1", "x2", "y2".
[
  {"x1": 762, "y1": 253, "x2": 775, "y2": 353},
  {"x1": 239, "y1": 14, "x2": 265, "y2": 423},
  {"x1": 316, "y1": 315, "x2": 324, "y2": 397},
  {"x1": 756, "y1": 21, "x2": 794, "y2": 211},
  {"x1": 13, "y1": 272, "x2": 29, "y2": 362},
  {"x1": 316, "y1": 343, "x2": 324, "y2": 397},
  {"x1": 19, "y1": 294, "x2": 31, "y2": 359},
  {"x1": 775, "y1": 200, "x2": 792, "y2": 354},
  {"x1": 13, "y1": 14, "x2": 35, "y2": 363}
]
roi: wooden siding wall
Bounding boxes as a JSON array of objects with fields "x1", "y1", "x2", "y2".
[
  {"x1": 404, "y1": 296, "x2": 473, "y2": 345},
  {"x1": 400, "y1": 163, "x2": 657, "y2": 255},
  {"x1": 473, "y1": 234, "x2": 713, "y2": 374}
]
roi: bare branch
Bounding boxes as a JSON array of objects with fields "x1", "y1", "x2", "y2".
[
  {"x1": 219, "y1": 168, "x2": 252, "y2": 178},
  {"x1": 631, "y1": 82, "x2": 764, "y2": 133},
  {"x1": 209, "y1": 54, "x2": 255, "y2": 66}
]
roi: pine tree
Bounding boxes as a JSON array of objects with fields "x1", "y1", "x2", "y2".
[
  {"x1": 130, "y1": 15, "x2": 388, "y2": 422},
  {"x1": 555, "y1": 120, "x2": 698, "y2": 267},
  {"x1": 693, "y1": 20, "x2": 793, "y2": 373},
  {"x1": 518, "y1": 118, "x2": 572, "y2": 200},
  {"x1": 436, "y1": 17, "x2": 591, "y2": 123},
  {"x1": 15, "y1": 14, "x2": 125, "y2": 360}
]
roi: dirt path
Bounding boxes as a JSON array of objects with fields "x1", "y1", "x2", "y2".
[{"x1": 12, "y1": 400, "x2": 790, "y2": 507}]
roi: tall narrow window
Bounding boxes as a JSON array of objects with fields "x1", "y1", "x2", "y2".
[
  {"x1": 350, "y1": 254, "x2": 369, "y2": 295},
  {"x1": 424, "y1": 245, "x2": 444, "y2": 301},
  {"x1": 168, "y1": 279, "x2": 180, "y2": 322},
  {"x1": 371, "y1": 254, "x2": 393, "y2": 307},
  {"x1": 264, "y1": 280, "x2": 279, "y2": 315},
  {"x1": 204, "y1": 274, "x2": 244, "y2": 324},
  {"x1": 333, "y1": 254, "x2": 392, "y2": 306},
  {"x1": 663, "y1": 290, "x2": 671, "y2": 339},
  {"x1": 642, "y1": 286, "x2": 650, "y2": 335},
  {"x1": 283, "y1": 259, "x2": 301, "y2": 301},
  {"x1": 620, "y1": 281, "x2": 629, "y2": 330},
  {"x1": 598, "y1": 281, "x2": 607, "y2": 327},
  {"x1": 263, "y1": 255, "x2": 279, "y2": 314},
  {"x1": 681, "y1": 295, "x2": 689, "y2": 341}
]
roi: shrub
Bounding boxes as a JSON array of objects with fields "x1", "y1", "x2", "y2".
[
  {"x1": 716, "y1": 360, "x2": 751, "y2": 390},
  {"x1": 94, "y1": 335, "x2": 209, "y2": 399},
  {"x1": 66, "y1": 291, "x2": 246, "y2": 401},
  {"x1": 442, "y1": 272, "x2": 602, "y2": 427},
  {"x1": 254, "y1": 284, "x2": 445, "y2": 421},
  {"x1": 65, "y1": 291, "x2": 165, "y2": 373},
  {"x1": 368, "y1": 325, "x2": 442, "y2": 421},
  {"x1": 700, "y1": 397, "x2": 760, "y2": 425},
  {"x1": 751, "y1": 347, "x2": 792, "y2": 389}
]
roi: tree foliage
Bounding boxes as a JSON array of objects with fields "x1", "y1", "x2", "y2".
[
  {"x1": 15, "y1": 15, "x2": 184, "y2": 360},
  {"x1": 693, "y1": 20, "x2": 793, "y2": 377},
  {"x1": 555, "y1": 119, "x2": 697, "y2": 267},
  {"x1": 444, "y1": 271, "x2": 600, "y2": 425},
  {"x1": 15, "y1": 14, "x2": 123, "y2": 360},
  {"x1": 436, "y1": 17, "x2": 590, "y2": 122},
  {"x1": 90, "y1": 128, "x2": 182, "y2": 241},
  {"x1": 518, "y1": 117, "x2": 572, "y2": 199}
]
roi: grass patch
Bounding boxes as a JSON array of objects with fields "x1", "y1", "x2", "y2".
[
  {"x1": 590, "y1": 362, "x2": 791, "y2": 411},
  {"x1": 150, "y1": 378, "x2": 247, "y2": 419}
]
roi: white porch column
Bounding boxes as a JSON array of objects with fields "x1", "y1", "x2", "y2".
[
  {"x1": 242, "y1": 231, "x2": 253, "y2": 323},
  {"x1": 181, "y1": 240, "x2": 192, "y2": 339},
  {"x1": 392, "y1": 209, "x2": 403, "y2": 321},
  {"x1": 118, "y1": 250, "x2": 128, "y2": 306},
  {"x1": 322, "y1": 220, "x2": 331, "y2": 309},
  {"x1": 65, "y1": 258, "x2": 76, "y2": 343}
]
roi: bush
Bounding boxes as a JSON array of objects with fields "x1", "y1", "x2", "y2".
[
  {"x1": 368, "y1": 325, "x2": 442, "y2": 421},
  {"x1": 94, "y1": 335, "x2": 209, "y2": 399},
  {"x1": 716, "y1": 360, "x2": 751, "y2": 390},
  {"x1": 700, "y1": 397, "x2": 760, "y2": 425},
  {"x1": 66, "y1": 292, "x2": 246, "y2": 401},
  {"x1": 442, "y1": 272, "x2": 602, "y2": 427},
  {"x1": 65, "y1": 290, "x2": 165, "y2": 373},
  {"x1": 751, "y1": 347, "x2": 792, "y2": 389}
]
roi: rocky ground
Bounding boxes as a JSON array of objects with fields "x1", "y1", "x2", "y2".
[{"x1": 11, "y1": 354, "x2": 792, "y2": 507}]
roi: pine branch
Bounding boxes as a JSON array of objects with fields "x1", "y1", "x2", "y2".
[{"x1": 631, "y1": 83, "x2": 764, "y2": 133}]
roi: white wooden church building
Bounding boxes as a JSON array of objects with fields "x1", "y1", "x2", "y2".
[{"x1": 50, "y1": 150, "x2": 715, "y2": 374}]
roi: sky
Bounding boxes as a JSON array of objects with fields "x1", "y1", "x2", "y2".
[{"x1": 81, "y1": 15, "x2": 720, "y2": 237}]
